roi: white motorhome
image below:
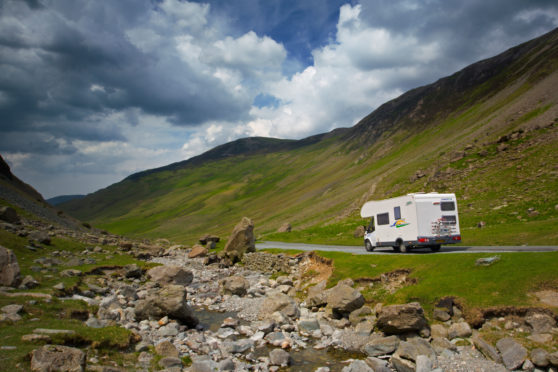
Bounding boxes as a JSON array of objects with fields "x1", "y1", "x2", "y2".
[{"x1": 360, "y1": 193, "x2": 461, "y2": 252}]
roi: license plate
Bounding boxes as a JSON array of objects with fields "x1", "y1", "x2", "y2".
[{"x1": 436, "y1": 239, "x2": 445, "y2": 243}]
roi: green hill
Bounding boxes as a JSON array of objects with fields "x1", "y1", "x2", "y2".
[{"x1": 60, "y1": 28, "x2": 558, "y2": 246}]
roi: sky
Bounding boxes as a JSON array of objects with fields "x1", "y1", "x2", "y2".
[{"x1": 1, "y1": 0, "x2": 558, "y2": 199}]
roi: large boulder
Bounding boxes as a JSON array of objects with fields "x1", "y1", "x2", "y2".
[
  {"x1": 525, "y1": 313, "x2": 556, "y2": 334},
  {"x1": 28, "y1": 231, "x2": 51, "y2": 245},
  {"x1": 0, "y1": 245, "x2": 20, "y2": 287},
  {"x1": 0, "y1": 206, "x2": 20, "y2": 224},
  {"x1": 146, "y1": 265, "x2": 193, "y2": 286},
  {"x1": 496, "y1": 337, "x2": 527, "y2": 371},
  {"x1": 306, "y1": 280, "x2": 328, "y2": 308},
  {"x1": 376, "y1": 302, "x2": 428, "y2": 335},
  {"x1": 188, "y1": 245, "x2": 208, "y2": 259},
  {"x1": 135, "y1": 285, "x2": 198, "y2": 327},
  {"x1": 223, "y1": 217, "x2": 255, "y2": 262},
  {"x1": 220, "y1": 276, "x2": 250, "y2": 296},
  {"x1": 258, "y1": 292, "x2": 299, "y2": 320},
  {"x1": 326, "y1": 283, "x2": 365, "y2": 318},
  {"x1": 30, "y1": 345, "x2": 86, "y2": 372}
]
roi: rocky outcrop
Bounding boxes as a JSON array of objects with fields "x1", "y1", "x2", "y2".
[
  {"x1": 0, "y1": 245, "x2": 20, "y2": 287},
  {"x1": 146, "y1": 265, "x2": 193, "y2": 286},
  {"x1": 30, "y1": 345, "x2": 86, "y2": 372},
  {"x1": 376, "y1": 302, "x2": 429, "y2": 335},
  {"x1": 135, "y1": 285, "x2": 198, "y2": 327},
  {"x1": 223, "y1": 217, "x2": 255, "y2": 262}
]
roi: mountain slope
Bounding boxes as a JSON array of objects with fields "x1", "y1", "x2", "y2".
[{"x1": 60, "y1": 28, "x2": 558, "y2": 245}]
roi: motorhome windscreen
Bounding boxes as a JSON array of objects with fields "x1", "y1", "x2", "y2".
[{"x1": 441, "y1": 201, "x2": 455, "y2": 211}]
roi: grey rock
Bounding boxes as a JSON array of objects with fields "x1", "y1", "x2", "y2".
[
  {"x1": 531, "y1": 348, "x2": 549, "y2": 368},
  {"x1": 146, "y1": 265, "x2": 193, "y2": 286},
  {"x1": 525, "y1": 313, "x2": 556, "y2": 334},
  {"x1": 223, "y1": 217, "x2": 255, "y2": 262},
  {"x1": 135, "y1": 285, "x2": 198, "y2": 327},
  {"x1": 258, "y1": 292, "x2": 299, "y2": 319},
  {"x1": 471, "y1": 333, "x2": 502, "y2": 363},
  {"x1": 326, "y1": 283, "x2": 365, "y2": 318},
  {"x1": 2, "y1": 304, "x2": 23, "y2": 315},
  {"x1": 189, "y1": 358, "x2": 219, "y2": 372},
  {"x1": 522, "y1": 359, "x2": 535, "y2": 371},
  {"x1": 430, "y1": 324, "x2": 448, "y2": 339},
  {"x1": 269, "y1": 348, "x2": 291, "y2": 367},
  {"x1": 475, "y1": 256, "x2": 500, "y2": 266},
  {"x1": 376, "y1": 302, "x2": 428, "y2": 335},
  {"x1": 20, "y1": 275, "x2": 40, "y2": 289},
  {"x1": 391, "y1": 354, "x2": 415, "y2": 372},
  {"x1": 135, "y1": 341, "x2": 150, "y2": 352},
  {"x1": 549, "y1": 351, "x2": 558, "y2": 367},
  {"x1": 364, "y1": 357, "x2": 391, "y2": 372},
  {"x1": 448, "y1": 321, "x2": 472, "y2": 340},
  {"x1": 29, "y1": 231, "x2": 51, "y2": 245},
  {"x1": 341, "y1": 359, "x2": 374, "y2": 372},
  {"x1": 0, "y1": 206, "x2": 20, "y2": 224},
  {"x1": 395, "y1": 337, "x2": 435, "y2": 363},
  {"x1": 362, "y1": 335, "x2": 400, "y2": 357},
  {"x1": 298, "y1": 318, "x2": 320, "y2": 333},
  {"x1": 430, "y1": 337, "x2": 457, "y2": 354},
  {"x1": 496, "y1": 337, "x2": 527, "y2": 370},
  {"x1": 0, "y1": 245, "x2": 20, "y2": 287},
  {"x1": 224, "y1": 339, "x2": 254, "y2": 354},
  {"x1": 124, "y1": 264, "x2": 143, "y2": 278},
  {"x1": 158, "y1": 322, "x2": 179, "y2": 337},
  {"x1": 416, "y1": 354, "x2": 433, "y2": 372},
  {"x1": 30, "y1": 345, "x2": 85, "y2": 372},
  {"x1": 307, "y1": 280, "x2": 328, "y2": 308},
  {"x1": 155, "y1": 340, "x2": 179, "y2": 358},
  {"x1": 219, "y1": 358, "x2": 236, "y2": 371},
  {"x1": 257, "y1": 319, "x2": 276, "y2": 334},
  {"x1": 159, "y1": 357, "x2": 182, "y2": 368},
  {"x1": 220, "y1": 275, "x2": 250, "y2": 296},
  {"x1": 85, "y1": 316, "x2": 105, "y2": 328},
  {"x1": 433, "y1": 308, "x2": 450, "y2": 322},
  {"x1": 349, "y1": 305, "x2": 373, "y2": 325},
  {"x1": 53, "y1": 282, "x2": 65, "y2": 291}
]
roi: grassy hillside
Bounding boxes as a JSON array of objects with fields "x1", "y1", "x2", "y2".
[{"x1": 60, "y1": 29, "x2": 558, "y2": 246}]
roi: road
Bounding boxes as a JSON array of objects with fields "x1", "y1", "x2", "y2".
[{"x1": 256, "y1": 241, "x2": 558, "y2": 255}]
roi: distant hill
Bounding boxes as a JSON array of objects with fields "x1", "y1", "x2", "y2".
[
  {"x1": 47, "y1": 194, "x2": 85, "y2": 206},
  {"x1": 59, "y1": 28, "x2": 558, "y2": 245}
]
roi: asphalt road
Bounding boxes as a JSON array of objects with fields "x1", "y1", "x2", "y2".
[{"x1": 256, "y1": 241, "x2": 558, "y2": 255}]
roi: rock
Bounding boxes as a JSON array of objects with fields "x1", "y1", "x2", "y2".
[
  {"x1": 364, "y1": 357, "x2": 391, "y2": 372},
  {"x1": 155, "y1": 340, "x2": 179, "y2": 358},
  {"x1": 30, "y1": 345, "x2": 86, "y2": 372},
  {"x1": 298, "y1": 317, "x2": 320, "y2": 334},
  {"x1": 472, "y1": 333, "x2": 502, "y2": 363},
  {"x1": 307, "y1": 280, "x2": 328, "y2": 308},
  {"x1": 0, "y1": 206, "x2": 20, "y2": 224},
  {"x1": 190, "y1": 357, "x2": 219, "y2": 372},
  {"x1": 376, "y1": 302, "x2": 428, "y2": 335},
  {"x1": 135, "y1": 285, "x2": 198, "y2": 327},
  {"x1": 522, "y1": 359, "x2": 535, "y2": 371},
  {"x1": 475, "y1": 255, "x2": 500, "y2": 266},
  {"x1": 188, "y1": 245, "x2": 208, "y2": 258},
  {"x1": 277, "y1": 223, "x2": 292, "y2": 233},
  {"x1": 124, "y1": 264, "x2": 143, "y2": 278},
  {"x1": 220, "y1": 275, "x2": 250, "y2": 296},
  {"x1": 2, "y1": 304, "x2": 23, "y2": 315},
  {"x1": 430, "y1": 337, "x2": 457, "y2": 354},
  {"x1": 21, "y1": 334, "x2": 52, "y2": 343},
  {"x1": 157, "y1": 322, "x2": 179, "y2": 337},
  {"x1": 528, "y1": 333, "x2": 553, "y2": 344},
  {"x1": 525, "y1": 313, "x2": 556, "y2": 333},
  {"x1": 20, "y1": 275, "x2": 40, "y2": 289},
  {"x1": 416, "y1": 355, "x2": 433, "y2": 372},
  {"x1": 199, "y1": 235, "x2": 220, "y2": 245},
  {"x1": 53, "y1": 282, "x2": 65, "y2": 291},
  {"x1": 349, "y1": 305, "x2": 373, "y2": 325},
  {"x1": 146, "y1": 265, "x2": 193, "y2": 286},
  {"x1": 448, "y1": 321, "x2": 472, "y2": 340},
  {"x1": 430, "y1": 324, "x2": 448, "y2": 339},
  {"x1": 29, "y1": 231, "x2": 51, "y2": 245},
  {"x1": 258, "y1": 292, "x2": 299, "y2": 319},
  {"x1": 496, "y1": 337, "x2": 527, "y2": 370},
  {"x1": 549, "y1": 351, "x2": 558, "y2": 366},
  {"x1": 60, "y1": 269, "x2": 82, "y2": 277},
  {"x1": 223, "y1": 217, "x2": 255, "y2": 262},
  {"x1": 433, "y1": 308, "x2": 450, "y2": 322},
  {"x1": 477, "y1": 221, "x2": 486, "y2": 228},
  {"x1": 326, "y1": 283, "x2": 365, "y2": 318},
  {"x1": 0, "y1": 245, "x2": 20, "y2": 287},
  {"x1": 362, "y1": 335, "x2": 400, "y2": 357},
  {"x1": 394, "y1": 337, "x2": 435, "y2": 362},
  {"x1": 354, "y1": 225, "x2": 366, "y2": 238},
  {"x1": 269, "y1": 348, "x2": 291, "y2": 367},
  {"x1": 390, "y1": 354, "x2": 415, "y2": 372},
  {"x1": 224, "y1": 339, "x2": 254, "y2": 354},
  {"x1": 222, "y1": 317, "x2": 239, "y2": 328},
  {"x1": 531, "y1": 348, "x2": 549, "y2": 367},
  {"x1": 341, "y1": 359, "x2": 374, "y2": 372},
  {"x1": 159, "y1": 357, "x2": 182, "y2": 368},
  {"x1": 219, "y1": 358, "x2": 235, "y2": 371}
]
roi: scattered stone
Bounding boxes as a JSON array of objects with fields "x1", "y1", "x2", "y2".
[
  {"x1": 33, "y1": 328, "x2": 76, "y2": 335},
  {"x1": 60, "y1": 269, "x2": 82, "y2": 277},
  {"x1": 188, "y1": 245, "x2": 208, "y2": 259},
  {"x1": 0, "y1": 206, "x2": 20, "y2": 224},
  {"x1": 20, "y1": 275, "x2": 40, "y2": 289},
  {"x1": 135, "y1": 285, "x2": 198, "y2": 327},
  {"x1": 29, "y1": 231, "x2": 51, "y2": 245},
  {"x1": 307, "y1": 280, "x2": 328, "y2": 308},
  {"x1": 472, "y1": 333, "x2": 502, "y2": 363},
  {"x1": 146, "y1": 265, "x2": 193, "y2": 286},
  {"x1": 222, "y1": 217, "x2": 255, "y2": 262},
  {"x1": 430, "y1": 324, "x2": 448, "y2": 339},
  {"x1": 525, "y1": 313, "x2": 556, "y2": 333},
  {"x1": 220, "y1": 276, "x2": 250, "y2": 296},
  {"x1": 395, "y1": 337, "x2": 435, "y2": 363},
  {"x1": 448, "y1": 321, "x2": 472, "y2": 340},
  {"x1": 258, "y1": 292, "x2": 299, "y2": 319},
  {"x1": 2, "y1": 303, "x2": 23, "y2": 315},
  {"x1": 269, "y1": 348, "x2": 291, "y2": 367},
  {"x1": 376, "y1": 302, "x2": 428, "y2": 335},
  {"x1": 341, "y1": 359, "x2": 374, "y2": 372},
  {"x1": 124, "y1": 264, "x2": 143, "y2": 278},
  {"x1": 21, "y1": 334, "x2": 52, "y2": 343},
  {"x1": 326, "y1": 283, "x2": 365, "y2": 318},
  {"x1": 433, "y1": 308, "x2": 450, "y2": 322},
  {"x1": 430, "y1": 337, "x2": 457, "y2": 354},
  {"x1": 159, "y1": 357, "x2": 182, "y2": 368},
  {"x1": 53, "y1": 282, "x2": 65, "y2": 291},
  {"x1": 364, "y1": 357, "x2": 391, "y2": 372},
  {"x1": 531, "y1": 348, "x2": 549, "y2": 368},
  {"x1": 475, "y1": 255, "x2": 500, "y2": 266},
  {"x1": 416, "y1": 354, "x2": 433, "y2": 372},
  {"x1": 30, "y1": 345, "x2": 86, "y2": 372},
  {"x1": 549, "y1": 351, "x2": 558, "y2": 367},
  {"x1": 199, "y1": 235, "x2": 220, "y2": 245},
  {"x1": 496, "y1": 337, "x2": 527, "y2": 370},
  {"x1": 155, "y1": 340, "x2": 179, "y2": 358},
  {"x1": 277, "y1": 223, "x2": 292, "y2": 233},
  {"x1": 362, "y1": 335, "x2": 400, "y2": 357},
  {"x1": 0, "y1": 245, "x2": 21, "y2": 287}
]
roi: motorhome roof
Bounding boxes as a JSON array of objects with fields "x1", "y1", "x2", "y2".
[{"x1": 360, "y1": 193, "x2": 456, "y2": 218}]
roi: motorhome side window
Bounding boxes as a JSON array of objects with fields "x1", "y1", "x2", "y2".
[
  {"x1": 441, "y1": 201, "x2": 455, "y2": 211},
  {"x1": 442, "y1": 215, "x2": 457, "y2": 224},
  {"x1": 377, "y1": 213, "x2": 389, "y2": 225},
  {"x1": 394, "y1": 206, "x2": 401, "y2": 220}
]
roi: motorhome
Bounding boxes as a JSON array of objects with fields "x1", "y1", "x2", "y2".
[{"x1": 360, "y1": 193, "x2": 461, "y2": 252}]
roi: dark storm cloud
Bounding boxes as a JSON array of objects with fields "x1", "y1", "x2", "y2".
[{"x1": 0, "y1": 0, "x2": 250, "y2": 155}]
